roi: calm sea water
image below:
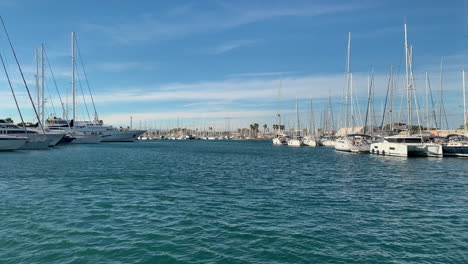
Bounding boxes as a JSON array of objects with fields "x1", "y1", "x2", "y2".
[{"x1": 0, "y1": 140, "x2": 467, "y2": 263}]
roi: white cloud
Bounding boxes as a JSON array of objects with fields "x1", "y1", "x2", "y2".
[
  {"x1": 94, "y1": 61, "x2": 152, "y2": 72},
  {"x1": 81, "y1": 2, "x2": 364, "y2": 45},
  {"x1": 210, "y1": 39, "x2": 260, "y2": 54}
]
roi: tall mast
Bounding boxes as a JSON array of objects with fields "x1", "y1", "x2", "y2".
[
  {"x1": 72, "y1": 32, "x2": 76, "y2": 127},
  {"x1": 463, "y1": 69, "x2": 467, "y2": 131},
  {"x1": 278, "y1": 79, "x2": 282, "y2": 132},
  {"x1": 425, "y1": 72, "x2": 429, "y2": 130},
  {"x1": 295, "y1": 97, "x2": 300, "y2": 135},
  {"x1": 404, "y1": 24, "x2": 411, "y2": 130},
  {"x1": 310, "y1": 97, "x2": 315, "y2": 137},
  {"x1": 345, "y1": 32, "x2": 351, "y2": 134},
  {"x1": 35, "y1": 48, "x2": 39, "y2": 121},
  {"x1": 389, "y1": 65, "x2": 394, "y2": 131},
  {"x1": 41, "y1": 43, "x2": 45, "y2": 126},
  {"x1": 439, "y1": 58, "x2": 443, "y2": 130}
]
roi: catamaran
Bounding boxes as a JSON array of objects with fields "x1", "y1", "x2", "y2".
[{"x1": 370, "y1": 24, "x2": 442, "y2": 157}]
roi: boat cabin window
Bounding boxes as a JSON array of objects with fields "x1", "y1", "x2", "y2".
[{"x1": 387, "y1": 137, "x2": 422, "y2": 143}]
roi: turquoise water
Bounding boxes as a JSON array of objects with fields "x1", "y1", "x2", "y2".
[{"x1": 1, "y1": 140, "x2": 467, "y2": 263}]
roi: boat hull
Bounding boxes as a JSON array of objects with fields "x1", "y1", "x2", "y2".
[
  {"x1": 272, "y1": 137, "x2": 287, "y2": 145},
  {"x1": 370, "y1": 142, "x2": 443, "y2": 157},
  {"x1": 287, "y1": 139, "x2": 304, "y2": 147},
  {"x1": 442, "y1": 143, "x2": 468, "y2": 157},
  {"x1": 303, "y1": 137, "x2": 317, "y2": 147},
  {"x1": 101, "y1": 130, "x2": 146, "y2": 142},
  {"x1": 0, "y1": 136, "x2": 27, "y2": 151},
  {"x1": 71, "y1": 135, "x2": 103, "y2": 144}
]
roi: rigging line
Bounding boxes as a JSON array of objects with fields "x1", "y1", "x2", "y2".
[
  {"x1": 44, "y1": 78, "x2": 57, "y2": 117},
  {"x1": 0, "y1": 16, "x2": 44, "y2": 132},
  {"x1": 75, "y1": 37, "x2": 98, "y2": 120},
  {"x1": 43, "y1": 47, "x2": 67, "y2": 120},
  {"x1": 380, "y1": 66, "x2": 392, "y2": 129},
  {"x1": 427, "y1": 74, "x2": 439, "y2": 129},
  {"x1": 0, "y1": 49, "x2": 28, "y2": 134},
  {"x1": 75, "y1": 60, "x2": 92, "y2": 122}
]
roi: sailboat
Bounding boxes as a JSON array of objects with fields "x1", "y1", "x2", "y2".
[
  {"x1": 287, "y1": 98, "x2": 305, "y2": 146},
  {"x1": 0, "y1": 19, "x2": 54, "y2": 150},
  {"x1": 334, "y1": 32, "x2": 370, "y2": 152},
  {"x1": 272, "y1": 80, "x2": 288, "y2": 145},
  {"x1": 45, "y1": 32, "x2": 104, "y2": 144},
  {"x1": 441, "y1": 69, "x2": 468, "y2": 157},
  {"x1": 46, "y1": 32, "x2": 144, "y2": 143},
  {"x1": 318, "y1": 96, "x2": 337, "y2": 147},
  {"x1": 303, "y1": 98, "x2": 317, "y2": 147},
  {"x1": 27, "y1": 44, "x2": 66, "y2": 147},
  {"x1": 370, "y1": 24, "x2": 442, "y2": 157}
]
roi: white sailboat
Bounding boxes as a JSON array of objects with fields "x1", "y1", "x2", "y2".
[
  {"x1": 272, "y1": 80, "x2": 288, "y2": 145},
  {"x1": 335, "y1": 32, "x2": 370, "y2": 152},
  {"x1": 288, "y1": 98, "x2": 305, "y2": 147},
  {"x1": 303, "y1": 98, "x2": 317, "y2": 147},
  {"x1": 370, "y1": 24, "x2": 442, "y2": 157}
]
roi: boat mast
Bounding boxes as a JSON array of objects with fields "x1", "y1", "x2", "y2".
[
  {"x1": 425, "y1": 72, "x2": 429, "y2": 130},
  {"x1": 72, "y1": 32, "x2": 76, "y2": 127},
  {"x1": 41, "y1": 43, "x2": 45, "y2": 127},
  {"x1": 404, "y1": 24, "x2": 411, "y2": 132},
  {"x1": 35, "y1": 48, "x2": 40, "y2": 122},
  {"x1": 463, "y1": 69, "x2": 467, "y2": 131},
  {"x1": 439, "y1": 58, "x2": 443, "y2": 130},
  {"x1": 345, "y1": 32, "x2": 351, "y2": 134},
  {"x1": 295, "y1": 97, "x2": 300, "y2": 136}
]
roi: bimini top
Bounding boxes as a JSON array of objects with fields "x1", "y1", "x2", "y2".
[{"x1": 445, "y1": 134, "x2": 468, "y2": 142}]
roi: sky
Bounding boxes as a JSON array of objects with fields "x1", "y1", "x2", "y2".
[{"x1": 0, "y1": 0, "x2": 466, "y2": 130}]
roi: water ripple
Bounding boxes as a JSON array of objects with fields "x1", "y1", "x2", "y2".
[{"x1": 0, "y1": 141, "x2": 467, "y2": 263}]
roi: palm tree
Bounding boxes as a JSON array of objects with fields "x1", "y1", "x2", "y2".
[
  {"x1": 253, "y1": 123, "x2": 259, "y2": 138},
  {"x1": 263, "y1": 124, "x2": 267, "y2": 136},
  {"x1": 279, "y1": 125, "x2": 285, "y2": 132}
]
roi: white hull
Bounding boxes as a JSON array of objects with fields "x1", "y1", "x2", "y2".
[
  {"x1": 0, "y1": 136, "x2": 27, "y2": 151},
  {"x1": 272, "y1": 137, "x2": 287, "y2": 145},
  {"x1": 71, "y1": 135, "x2": 103, "y2": 144},
  {"x1": 20, "y1": 134, "x2": 50, "y2": 150},
  {"x1": 335, "y1": 139, "x2": 352, "y2": 152},
  {"x1": 303, "y1": 137, "x2": 317, "y2": 147},
  {"x1": 370, "y1": 142, "x2": 443, "y2": 157},
  {"x1": 101, "y1": 130, "x2": 145, "y2": 142},
  {"x1": 320, "y1": 139, "x2": 336, "y2": 147},
  {"x1": 44, "y1": 133, "x2": 65, "y2": 147},
  {"x1": 287, "y1": 138, "x2": 304, "y2": 147}
]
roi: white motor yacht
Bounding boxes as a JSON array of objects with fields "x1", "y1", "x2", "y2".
[
  {"x1": 0, "y1": 119, "x2": 50, "y2": 150},
  {"x1": 0, "y1": 135, "x2": 28, "y2": 151}
]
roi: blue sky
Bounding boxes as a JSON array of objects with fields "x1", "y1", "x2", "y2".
[{"x1": 0, "y1": 0, "x2": 466, "y2": 130}]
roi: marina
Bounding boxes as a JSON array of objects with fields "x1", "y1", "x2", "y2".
[{"x1": 0, "y1": 1, "x2": 467, "y2": 263}]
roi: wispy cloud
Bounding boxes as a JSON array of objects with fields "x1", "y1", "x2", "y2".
[
  {"x1": 209, "y1": 39, "x2": 260, "y2": 54},
  {"x1": 228, "y1": 71, "x2": 295, "y2": 78},
  {"x1": 94, "y1": 61, "x2": 153, "y2": 72},
  {"x1": 81, "y1": 2, "x2": 365, "y2": 45}
]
